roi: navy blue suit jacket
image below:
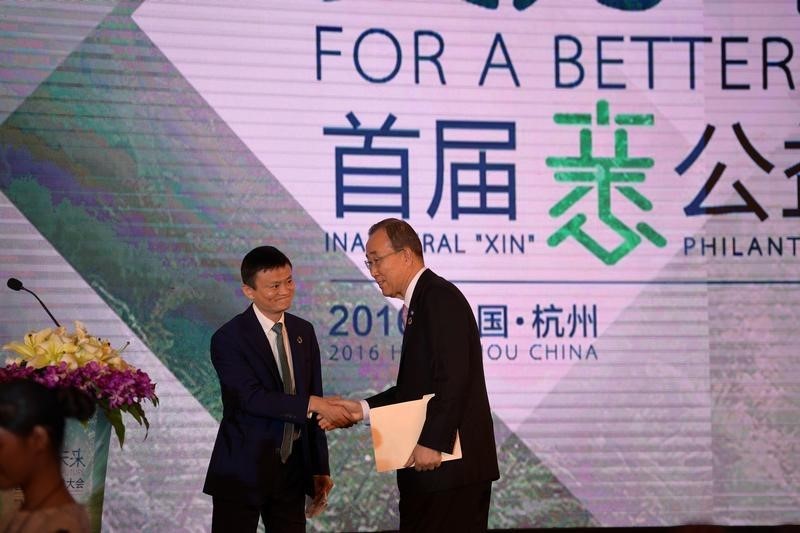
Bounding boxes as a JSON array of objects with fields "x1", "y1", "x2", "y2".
[{"x1": 203, "y1": 305, "x2": 329, "y2": 505}]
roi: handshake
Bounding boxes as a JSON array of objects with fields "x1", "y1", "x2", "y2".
[{"x1": 308, "y1": 396, "x2": 364, "y2": 430}]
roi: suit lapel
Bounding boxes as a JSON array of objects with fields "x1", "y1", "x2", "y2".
[
  {"x1": 284, "y1": 314, "x2": 308, "y2": 394},
  {"x1": 240, "y1": 305, "x2": 283, "y2": 386},
  {"x1": 403, "y1": 270, "x2": 432, "y2": 337},
  {"x1": 399, "y1": 269, "x2": 433, "y2": 375}
]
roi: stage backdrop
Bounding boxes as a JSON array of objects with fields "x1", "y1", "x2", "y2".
[{"x1": 1, "y1": 0, "x2": 798, "y2": 530}]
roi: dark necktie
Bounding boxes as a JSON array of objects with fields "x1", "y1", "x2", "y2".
[{"x1": 272, "y1": 322, "x2": 295, "y2": 463}]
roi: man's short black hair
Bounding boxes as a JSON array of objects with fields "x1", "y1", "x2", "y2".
[
  {"x1": 241, "y1": 246, "x2": 292, "y2": 288},
  {"x1": 368, "y1": 218, "x2": 424, "y2": 259}
]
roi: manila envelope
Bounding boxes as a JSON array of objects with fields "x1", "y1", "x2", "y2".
[{"x1": 369, "y1": 394, "x2": 462, "y2": 472}]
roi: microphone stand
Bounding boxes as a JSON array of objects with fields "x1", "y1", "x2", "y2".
[{"x1": 6, "y1": 278, "x2": 61, "y2": 327}]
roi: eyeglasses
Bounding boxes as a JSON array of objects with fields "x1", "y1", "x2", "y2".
[{"x1": 364, "y1": 249, "x2": 404, "y2": 270}]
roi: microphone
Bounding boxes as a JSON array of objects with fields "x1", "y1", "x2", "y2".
[{"x1": 6, "y1": 278, "x2": 61, "y2": 327}]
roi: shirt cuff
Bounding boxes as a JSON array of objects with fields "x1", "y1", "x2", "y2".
[{"x1": 360, "y1": 399, "x2": 371, "y2": 425}]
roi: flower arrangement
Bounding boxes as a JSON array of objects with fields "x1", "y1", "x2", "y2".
[{"x1": 1, "y1": 321, "x2": 158, "y2": 447}]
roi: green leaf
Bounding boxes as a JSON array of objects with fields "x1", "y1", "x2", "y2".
[
  {"x1": 125, "y1": 404, "x2": 144, "y2": 425},
  {"x1": 104, "y1": 407, "x2": 126, "y2": 448}
]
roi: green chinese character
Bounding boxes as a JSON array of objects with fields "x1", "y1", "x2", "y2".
[{"x1": 546, "y1": 100, "x2": 666, "y2": 265}]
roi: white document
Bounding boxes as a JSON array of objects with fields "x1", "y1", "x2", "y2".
[{"x1": 369, "y1": 394, "x2": 462, "y2": 473}]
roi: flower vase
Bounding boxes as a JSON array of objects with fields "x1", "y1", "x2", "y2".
[{"x1": 62, "y1": 408, "x2": 112, "y2": 533}]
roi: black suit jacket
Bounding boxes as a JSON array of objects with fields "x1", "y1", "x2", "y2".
[
  {"x1": 203, "y1": 306, "x2": 329, "y2": 505},
  {"x1": 367, "y1": 269, "x2": 500, "y2": 493}
]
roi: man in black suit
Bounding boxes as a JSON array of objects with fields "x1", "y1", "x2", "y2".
[
  {"x1": 203, "y1": 246, "x2": 352, "y2": 532},
  {"x1": 324, "y1": 218, "x2": 500, "y2": 532}
]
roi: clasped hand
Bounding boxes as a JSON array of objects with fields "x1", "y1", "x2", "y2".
[
  {"x1": 309, "y1": 396, "x2": 362, "y2": 430},
  {"x1": 312, "y1": 398, "x2": 364, "y2": 430}
]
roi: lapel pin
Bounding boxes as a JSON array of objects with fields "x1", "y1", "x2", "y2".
[
  {"x1": 297, "y1": 336, "x2": 303, "y2": 344},
  {"x1": 407, "y1": 310, "x2": 414, "y2": 325}
]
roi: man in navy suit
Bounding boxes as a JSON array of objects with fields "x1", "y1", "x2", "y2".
[
  {"x1": 203, "y1": 246, "x2": 352, "y2": 532},
  {"x1": 325, "y1": 219, "x2": 500, "y2": 532}
]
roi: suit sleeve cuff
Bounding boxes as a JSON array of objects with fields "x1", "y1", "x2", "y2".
[{"x1": 360, "y1": 399, "x2": 371, "y2": 425}]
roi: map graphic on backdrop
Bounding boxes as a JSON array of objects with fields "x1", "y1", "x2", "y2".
[{"x1": 1, "y1": 0, "x2": 798, "y2": 530}]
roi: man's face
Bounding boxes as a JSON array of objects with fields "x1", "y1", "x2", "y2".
[
  {"x1": 365, "y1": 229, "x2": 407, "y2": 299},
  {"x1": 242, "y1": 264, "x2": 295, "y2": 320}
]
